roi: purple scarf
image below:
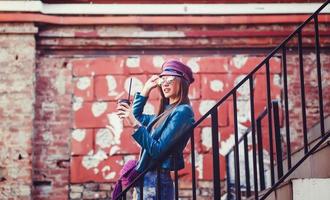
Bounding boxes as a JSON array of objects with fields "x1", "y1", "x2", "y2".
[{"x1": 112, "y1": 160, "x2": 140, "y2": 200}]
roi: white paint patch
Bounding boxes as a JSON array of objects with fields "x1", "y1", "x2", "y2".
[
  {"x1": 124, "y1": 77, "x2": 143, "y2": 97},
  {"x1": 153, "y1": 56, "x2": 165, "y2": 68},
  {"x1": 273, "y1": 74, "x2": 281, "y2": 87},
  {"x1": 201, "y1": 127, "x2": 212, "y2": 150},
  {"x1": 199, "y1": 100, "x2": 216, "y2": 116},
  {"x1": 232, "y1": 55, "x2": 248, "y2": 69},
  {"x1": 107, "y1": 113, "x2": 123, "y2": 144},
  {"x1": 126, "y1": 56, "x2": 140, "y2": 68},
  {"x1": 237, "y1": 100, "x2": 251, "y2": 123},
  {"x1": 234, "y1": 75, "x2": 250, "y2": 99},
  {"x1": 143, "y1": 102, "x2": 155, "y2": 115},
  {"x1": 82, "y1": 150, "x2": 108, "y2": 170},
  {"x1": 219, "y1": 123, "x2": 248, "y2": 156},
  {"x1": 18, "y1": 185, "x2": 31, "y2": 196},
  {"x1": 109, "y1": 145, "x2": 120, "y2": 156},
  {"x1": 106, "y1": 75, "x2": 119, "y2": 96},
  {"x1": 72, "y1": 129, "x2": 86, "y2": 142},
  {"x1": 93, "y1": 168, "x2": 99, "y2": 174},
  {"x1": 102, "y1": 166, "x2": 116, "y2": 180},
  {"x1": 95, "y1": 129, "x2": 113, "y2": 148},
  {"x1": 195, "y1": 151, "x2": 204, "y2": 179},
  {"x1": 77, "y1": 77, "x2": 91, "y2": 90},
  {"x1": 42, "y1": 131, "x2": 53, "y2": 142},
  {"x1": 210, "y1": 80, "x2": 224, "y2": 92},
  {"x1": 92, "y1": 102, "x2": 107, "y2": 117},
  {"x1": 73, "y1": 97, "x2": 83, "y2": 111},
  {"x1": 187, "y1": 57, "x2": 200, "y2": 73},
  {"x1": 54, "y1": 71, "x2": 66, "y2": 95}
]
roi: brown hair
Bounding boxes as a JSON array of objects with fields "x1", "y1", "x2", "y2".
[{"x1": 150, "y1": 77, "x2": 191, "y2": 130}]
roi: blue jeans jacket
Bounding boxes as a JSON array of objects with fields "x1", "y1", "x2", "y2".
[{"x1": 131, "y1": 92, "x2": 195, "y2": 172}]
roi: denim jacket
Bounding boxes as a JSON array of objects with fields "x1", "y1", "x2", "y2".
[{"x1": 131, "y1": 92, "x2": 195, "y2": 172}]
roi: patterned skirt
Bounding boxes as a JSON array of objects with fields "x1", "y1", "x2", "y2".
[{"x1": 133, "y1": 170, "x2": 174, "y2": 200}]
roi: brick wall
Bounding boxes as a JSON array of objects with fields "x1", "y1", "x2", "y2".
[
  {"x1": 0, "y1": 19, "x2": 329, "y2": 199},
  {"x1": 0, "y1": 23, "x2": 37, "y2": 199}
]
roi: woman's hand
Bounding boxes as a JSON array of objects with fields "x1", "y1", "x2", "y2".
[
  {"x1": 115, "y1": 101, "x2": 141, "y2": 128},
  {"x1": 141, "y1": 75, "x2": 159, "y2": 97}
]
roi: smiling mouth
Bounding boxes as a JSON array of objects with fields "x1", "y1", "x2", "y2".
[{"x1": 163, "y1": 88, "x2": 170, "y2": 93}]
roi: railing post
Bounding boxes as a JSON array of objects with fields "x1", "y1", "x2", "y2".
[
  {"x1": 243, "y1": 135, "x2": 251, "y2": 197},
  {"x1": 139, "y1": 175, "x2": 144, "y2": 199},
  {"x1": 314, "y1": 15, "x2": 325, "y2": 137},
  {"x1": 298, "y1": 30, "x2": 309, "y2": 154},
  {"x1": 256, "y1": 118, "x2": 266, "y2": 190},
  {"x1": 174, "y1": 154, "x2": 179, "y2": 200},
  {"x1": 190, "y1": 133, "x2": 197, "y2": 200},
  {"x1": 282, "y1": 46, "x2": 292, "y2": 170},
  {"x1": 226, "y1": 155, "x2": 232, "y2": 200},
  {"x1": 211, "y1": 108, "x2": 221, "y2": 200},
  {"x1": 249, "y1": 77, "x2": 259, "y2": 200},
  {"x1": 233, "y1": 92, "x2": 241, "y2": 200},
  {"x1": 265, "y1": 60, "x2": 275, "y2": 186},
  {"x1": 272, "y1": 101, "x2": 283, "y2": 179}
]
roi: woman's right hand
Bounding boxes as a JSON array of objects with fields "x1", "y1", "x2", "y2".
[{"x1": 141, "y1": 75, "x2": 159, "y2": 97}]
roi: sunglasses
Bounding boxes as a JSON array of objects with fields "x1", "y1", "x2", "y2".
[{"x1": 157, "y1": 76, "x2": 178, "y2": 86}]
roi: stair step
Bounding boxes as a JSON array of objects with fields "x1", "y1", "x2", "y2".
[
  {"x1": 272, "y1": 115, "x2": 330, "y2": 182},
  {"x1": 261, "y1": 178, "x2": 330, "y2": 200}
]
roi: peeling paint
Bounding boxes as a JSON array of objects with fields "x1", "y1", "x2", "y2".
[
  {"x1": 73, "y1": 97, "x2": 83, "y2": 111},
  {"x1": 102, "y1": 166, "x2": 116, "y2": 180},
  {"x1": 77, "y1": 77, "x2": 91, "y2": 90},
  {"x1": 124, "y1": 77, "x2": 143, "y2": 96},
  {"x1": 199, "y1": 100, "x2": 216, "y2": 116},
  {"x1": 152, "y1": 56, "x2": 165, "y2": 68},
  {"x1": 91, "y1": 102, "x2": 107, "y2": 117},
  {"x1": 187, "y1": 57, "x2": 200, "y2": 73},
  {"x1": 234, "y1": 75, "x2": 250, "y2": 99},
  {"x1": 232, "y1": 55, "x2": 248, "y2": 69},
  {"x1": 106, "y1": 113, "x2": 123, "y2": 144},
  {"x1": 95, "y1": 129, "x2": 113, "y2": 148},
  {"x1": 82, "y1": 150, "x2": 108, "y2": 170},
  {"x1": 42, "y1": 131, "x2": 54, "y2": 142},
  {"x1": 195, "y1": 151, "x2": 203, "y2": 179},
  {"x1": 237, "y1": 100, "x2": 251, "y2": 123},
  {"x1": 201, "y1": 127, "x2": 212, "y2": 150},
  {"x1": 93, "y1": 168, "x2": 99, "y2": 175},
  {"x1": 106, "y1": 75, "x2": 119, "y2": 96},
  {"x1": 210, "y1": 80, "x2": 224, "y2": 92},
  {"x1": 72, "y1": 129, "x2": 86, "y2": 142},
  {"x1": 220, "y1": 123, "x2": 247, "y2": 156},
  {"x1": 109, "y1": 146, "x2": 120, "y2": 156},
  {"x1": 126, "y1": 56, "x2": 140, "y2": 68},
  {"x1": 53, "y1": 70, "x2": 66, "y2": 95},
  {"x1": 273, "y1": 74, "x2": 281, "y2": 87}
]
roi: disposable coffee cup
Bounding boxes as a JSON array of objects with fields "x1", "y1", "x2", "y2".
[{"x1": 118, "y1": 99, "x2": 131, "y2": 106}]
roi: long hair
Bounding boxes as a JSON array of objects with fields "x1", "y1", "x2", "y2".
[{"x1": 150, "y1": 77, "x2": 190, "y2": 130}]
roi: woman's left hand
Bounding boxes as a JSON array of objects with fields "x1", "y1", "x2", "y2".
[{"x1": 116, "y1": 102, "x2": 140, "y2": 127}]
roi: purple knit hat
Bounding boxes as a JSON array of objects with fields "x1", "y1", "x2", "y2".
[{"x1": 159, "y1": 60, "x2": 195, "y2": 84}]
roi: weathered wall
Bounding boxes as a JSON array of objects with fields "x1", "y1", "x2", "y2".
[
  {"x1": 0, "y1": 16, "x2": 329, "y2": 200},
  {"x1": 0, "y1": 23, "x2": 37, "y2": 199}
]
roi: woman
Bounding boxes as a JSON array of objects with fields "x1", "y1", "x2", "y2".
[{"x1": 115, "y1": 60, "x2": 195, "y2": 200}]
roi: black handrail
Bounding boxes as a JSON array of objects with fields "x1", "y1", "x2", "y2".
[{"x1": 115, "y1": 1, "x2": 329, "y2": 199}]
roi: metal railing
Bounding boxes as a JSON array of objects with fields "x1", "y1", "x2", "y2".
[{"x1": 114, "y1": 1, "x2": 329, "y2": 199}]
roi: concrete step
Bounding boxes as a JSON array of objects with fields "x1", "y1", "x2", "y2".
[
  {"x1": 273, "y1": 115, "x2": 330, "y2": 182},
  {"x1": 262, "y1": 178, "x2": 330, "y2": 200}
]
